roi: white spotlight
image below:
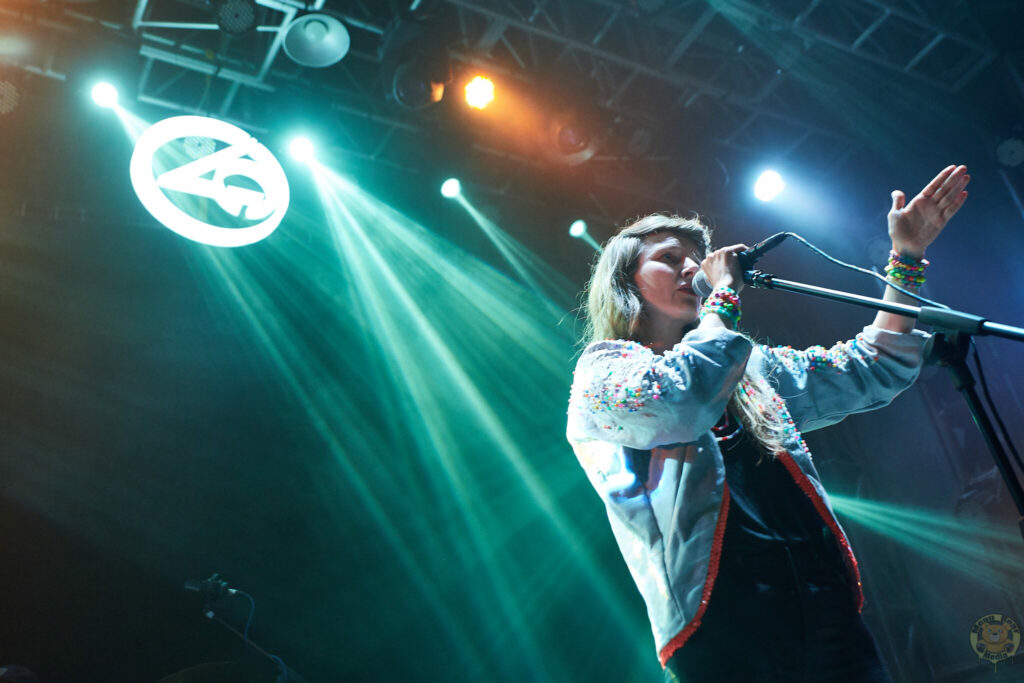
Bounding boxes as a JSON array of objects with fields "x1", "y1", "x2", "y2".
[
  {"x1": 569, "y1": 219, "x2": 587, "y2": 238},
  {"x1": 289, "y1": 136, "x2": 315, "y2": 162},
  {"x1": 441, "y1": 178, "x2": 461, "y2": 198},
  {"x1": 754, "y1": 170, "x2": 784, "y2": 202},
  {"x1": 91, "y1": 82, "x2": 118, "y2": 108}
]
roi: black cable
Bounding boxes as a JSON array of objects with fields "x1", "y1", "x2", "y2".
[{"x1": 780, "y1": 232, "x2": 951, "y2": 309}]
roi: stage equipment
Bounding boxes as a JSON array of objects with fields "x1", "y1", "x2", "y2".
[
  {"x1": 996, "y1": 137, "x2": 1024, "y2": 168},
  {"x1": 378, "y1": 9, "x2": 453, "y2": 110},
  {"x1": 91, "y1": 81, "x2": 118, "y2": 108},
  {"x1": 440, "y1": 178, "x2": 461, "y2": 198},
  {"x1": 215, "y1": 0, "x2": 257, "y2": 35},
  {"x1": 464, "y1": 76, "x2": 494, "y2": 109},
  {"x1": 754, "y1": 169, "x2": 784, "y2": 201},
  {"x1": 183, "y1": 573, "x2": 308, "y2": 682},
  {"x1": 692, "y1": 232, "x2": 791, "y2": 297},
  {"x1": 0, "y1": 79, "x2": 19, "y2": 115},
  {"x1": 727, "y1": 232, "x2": 1024, "y2": 544},
  {"x1": 289, "y1": 136, "x2": 314, "y2": 162},
  {"x1": 569, "y1": 219, "x2": 587, "y2": 238},
  {"x1": 543, "y1": 109, "x2": 599, "y2": 166},
  {"x1": 283, "y1": 14, "x2": 350, "y2": 68}
]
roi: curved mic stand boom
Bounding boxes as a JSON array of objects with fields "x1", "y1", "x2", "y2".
[{"x1": 744, "y1": 269, "x2": 1024, "y2": 544}]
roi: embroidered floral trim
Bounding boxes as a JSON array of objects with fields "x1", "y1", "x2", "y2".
[
  {"x1": 769, "y1": 334, "x2": 874, "y2": 375},
  {"x1": 775, "y1": 450, "x2": 865, "y2": 613},
  {"x1": 658, "y1": 485, "x2": 732, "y2": 668},
  {"x1": 577, "y1": 341, "x2": 690, "y2": 415}
]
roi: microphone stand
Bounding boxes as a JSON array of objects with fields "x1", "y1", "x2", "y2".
[{"x1": 745, "y1": 269, "x2": 1024, "y2": 543}]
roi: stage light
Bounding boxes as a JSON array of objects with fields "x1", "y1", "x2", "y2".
[
  {"x1": 441, "y1": 178, "x2": 461, "y2": 198},
  {"x1": 289, "y1": 136, "x2": 315, "y2": 162},
  {"x1": 392, "y1": 60, "x2": 448, "y2": 110},
  {"x1": 465, "y1": 76, "x2": 495, "y2": 110},
  {"x1": 569, "y1": 220, "x2": 587, "y2": 238},
  {"x1": 0, "y1": 80, "x2": 20, "y2": 115},
  {"x1": 754, "y1": 170, "x2": 784, "y2": 202},
  {"x1": 283, "y1": 14, "x2": 351, "y2": 68},
  {"x1": 91, "y1": 82, "x2": 118, "y2": 108},
  {"x1": 543, "y1": 109, "x2": 599, "y2": 166},
  {"x1": 215, "y1": 0, "x2": 257, "y2": 35},
  {"x1": 379, "y1": 12, "x2": 453, "y2": 111}
]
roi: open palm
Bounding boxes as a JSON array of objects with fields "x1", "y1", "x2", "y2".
[{"x1": 888, "y1": 165, "x2": 969, "y2": 258}]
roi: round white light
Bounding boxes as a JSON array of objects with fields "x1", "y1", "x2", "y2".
[
  {"x1": 441, "y1": 178, "x2": 461, "y2": 198},
  {"x1": 91, "y1": 82, "x2": 119, "y2": 108},
  {"x1": 754, "y1": 170, "x2": 784, "y2": 202},
  {"x1": 289, "y1": 136, "x2": 314, "y2": 162},
  {"x1": 569, "y1": 219, "x2": 587, "y2": 237}
]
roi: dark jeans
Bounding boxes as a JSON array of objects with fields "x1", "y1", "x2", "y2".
[{"x1": 664, "y1": 536, "x2": 893, "y2": 683}]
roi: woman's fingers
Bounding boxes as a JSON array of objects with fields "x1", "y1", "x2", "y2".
[
  {"x1": 932, "y1": 165, "x2": 969, "y2": 201},
  {"x1": 921, "y1": 165, "x2": 957, "y2": 197}
]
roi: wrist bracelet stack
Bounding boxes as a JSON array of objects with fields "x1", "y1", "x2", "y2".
[
  {"x1": 699, "y1": 286, "x2": 741, "y2": 328},
  {"x1": 884, "y1": 250, "x2": 929, "y2": 289}
]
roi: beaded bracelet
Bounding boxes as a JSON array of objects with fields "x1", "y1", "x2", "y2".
[
  {"x1": 884, "y1": 250, "x2": 929, "y2": 289},
  {"x1": 699, "y1": 286, "x2": 741, "y2": 328}
]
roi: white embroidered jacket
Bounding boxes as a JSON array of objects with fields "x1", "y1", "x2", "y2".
[{"x1": 566, "y1": 325, "x2": 929, "y2": 666}]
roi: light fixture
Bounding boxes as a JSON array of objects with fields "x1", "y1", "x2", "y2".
[
  {"x1": 440, "y1": 178, "x2": 461, "y2": 198},
  {"x1": 464, "y1": 76, "x2": 495, "y2": 110},
  {"x1": 569, "y1": 219, "x2": 587, "y2": 238},
  {"x1": 754, "y1": 170, "x2": 784, "y2": 202},
  {"x1": 215, "y1": 0, "x2": 257, "y2": 35},
  {"x1": 289, "y1": 136, "x2": 315, "y2": 162},
  {"x1": 543, "y1": 109, "x2": 599, "y2": 166},
  {"x1": 0, "y1": 79, "x2": 20, "y2": 116},
  {"x1": 91, "y1": 81, "x2": 118, "y2": 108},
  {"x1": 379, "y1": 12, "x2": 453, "y2": 111},
  {"x1": 283, "y1": 14, "x2": 350, "y2": 68},
  {"x1": 392, "y1": 59, "x2": 448, "y2": 110},
  {"x1": 996, "y1": 138, "x2": 1024, "y2": 168}
]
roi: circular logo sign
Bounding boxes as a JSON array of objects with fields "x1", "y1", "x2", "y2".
[
  {"x1": 130, "y1": 115, "x2": 289, "y2": 247},
  {"x1": 970, "y1": 613, "x2": 1020, "y2": 671}
]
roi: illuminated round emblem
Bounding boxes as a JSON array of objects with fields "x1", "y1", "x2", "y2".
[
  {"x1": 130, "y1": 115, "x2": 289, "y2": 247},
  {"x1": 970, "y1": 613, "x2": 1020, "y2": 671}
]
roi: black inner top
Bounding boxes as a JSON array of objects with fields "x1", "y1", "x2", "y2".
[{"x1": 715, "y1": 410, "x2": 829, "y2": 545}]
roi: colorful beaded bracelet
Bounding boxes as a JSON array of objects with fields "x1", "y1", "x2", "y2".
[
  {"x1": 884, "y1": 250, "x2": 929, "y2": 289},
  {"x1": 699, "y1": 285, "x2": 741, "y2": 328}
]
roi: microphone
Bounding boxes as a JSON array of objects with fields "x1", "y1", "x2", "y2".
[
  {"x1": 692, "y1": 232, "x2": 790, "y2": 297},
  {"x1": 184, "y1": 573, "x2": 234, "y2": 601}
]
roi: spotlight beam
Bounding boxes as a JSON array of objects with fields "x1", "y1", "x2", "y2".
[{"x1": 305, "y1": 166, "x2": 651, "y2": 667}]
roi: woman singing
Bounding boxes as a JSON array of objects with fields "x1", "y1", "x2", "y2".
[{"x1": 566, "y1": 165, "x2": 969, "y2": 681}]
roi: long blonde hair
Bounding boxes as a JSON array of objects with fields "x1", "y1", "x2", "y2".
[{"x1": 582, "y1": 213, "x2": 786, "y2": 457}]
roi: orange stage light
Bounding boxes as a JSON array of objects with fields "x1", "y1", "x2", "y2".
[{"x1": 464, "y1": 76, "x2": 495, "y2": 110}]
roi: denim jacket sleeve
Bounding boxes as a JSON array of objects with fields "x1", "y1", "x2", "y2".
[
  {"x1": 752, "y1": 325, "x2": 930, "y2": 433},
  {"x1": 567, "y1": 327, "x2": 753, "y2": 450}
]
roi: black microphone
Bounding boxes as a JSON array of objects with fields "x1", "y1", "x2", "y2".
[
  {"x1": 184, "y1": 573, "x2": 233, "y2": 601},
  {"x1": 691, "y1": 232, "x2": 790, "y2": 297}
]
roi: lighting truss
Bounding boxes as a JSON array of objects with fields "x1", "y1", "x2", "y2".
[{"x1": 0, "y1": 0, "x2": 1004, "y2": 225}]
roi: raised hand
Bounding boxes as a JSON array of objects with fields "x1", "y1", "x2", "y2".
[{"x1": 888, "y1": 165, "x2": 969, "y2": 258}]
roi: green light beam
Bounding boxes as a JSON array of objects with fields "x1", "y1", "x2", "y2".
[
  {"x1": 831, "y1": 494, "x2": 1024, "y2": 591},
  {"x1": 455, "y1": 194, "x2": 577, "y2": 316},
  {"x1": 311, "y1": 165, "x2": 656, "y2": 671}
]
